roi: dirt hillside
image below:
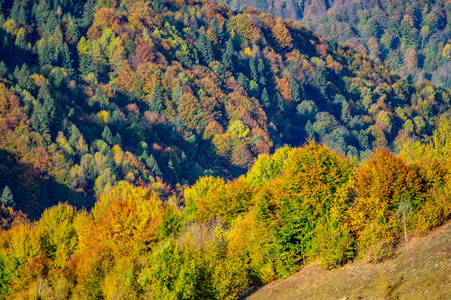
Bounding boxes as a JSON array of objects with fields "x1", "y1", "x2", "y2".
[{"x1": 247, "y1": 221, "x2": 451, "y2": 299}]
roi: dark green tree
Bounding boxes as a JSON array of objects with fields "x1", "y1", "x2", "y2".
[
  {"x1": 258, "y1": 58, "x2": 267, "y2": 86},
  {"x1": 197, "y1": 34, "x2": 214, "y2": 64},
  {"x1": 0, "y1": 61, "x2": 7, "y2": 77},
  {"x1": 237, "y1": 73, "x2": 249, "y2": 90},
  {"x1": 275, "y1": 92, "x2": 285, "y2": 112},
  {"x1": 313, "y1": 65, "x2": 327, "y2": 96},
  {"x1": 31, "y1": 101, "x2": 50, "y2": 135},
  {"x1": 250, "y1": 56, "x2": 258, "y2": 82},
  {"x1": 93, "y1": 86, "x2": 109, "y2": 109},
  {"x1": 37, "y1": 82, "x2": 51, "y2": 102},
  {"x1": 222, "y1": 38, "x2": 234, "y2": 71},
  {"x1": 1, "y1": 186, "x2": 14, "y2": 208},
  {"x1": 172, "y1": 82, "x2": 183, "y2": 104},
  {"x1": 151, "y1": 0, "x2": 164, "y2": 14},
  {"x1": 210, "y1": 17, "x2": 220, "y2": 39},
  {"x1": 261, "y1": 87, "x2": 271, "y2": 108},
  {"x1": 10, "y1": 0, "x2": 20, "y2": 23},
  {"x1": 102, "y1": 126, "x2": 114, "y2": 146},
  {"x1": 305, "y1": 120, "x2": 315, "y2": 140},
  {"x1": 61, "y1": 43, "x2": 75, "y2": 78},
  {"x1": 289, "y1": 77, "x2": 301, "y2": 103},
  {"x1": 17, "y1": 5, "x2": 27, "y2": 26},
  {"x1": 16, "y1": 64, "x2": 34, "y2": 91},
  {"x1": 79, "y1": 55, "x2": 95, "y2": 78},
  {"x1": 34, "y1": 0, "x2": 50, "y2": 29},
  {"x1": 149, "y1": 84, "x2": 164, "y2": 114},
  {"x1": 38, "y1": 40, "x2": 54, "y2": 66},
  {"x1": 80, "y1": 0, "x2": 95, "y2": 29},
  {"x1": 141, "y1": 151, "x2": 163, "y2": 177}
]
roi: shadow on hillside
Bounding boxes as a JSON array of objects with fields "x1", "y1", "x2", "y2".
[{"x1": 0, "y1": 149, "x2": 85, "y2": 221}]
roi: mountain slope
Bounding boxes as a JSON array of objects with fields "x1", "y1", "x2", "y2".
[
  {"x1": 247, "y1": 220, "x2": 451, "y2": 299},
  {"x1": 0, "y1": 0, "x2": 449, "y2": 219},
  {"x1": 219, "y1": 0, "x2": 451, "y2": 88}
]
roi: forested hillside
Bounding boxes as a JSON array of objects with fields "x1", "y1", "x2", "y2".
[
  {"x1": 0, "y1": 0, "x2": 450, "y2": 298},
  {"x1": 0, "y1": 126, "x2": 450, "y2": 298},
  {"x1": 220, "y1": 0, "x2": 451, "y2": 88},
  {"x1": 0, "y1": 0, "x2": 449, "y2": 219}
]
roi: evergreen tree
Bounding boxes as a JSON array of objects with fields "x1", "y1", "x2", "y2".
[
  {"x1": 250, "y1": 56, "x2": 258, "y2": 82},
  {"x1": 53, "y1": 26, "x2": 64, "y2": 62},
  {"x1": 15, "y1": 32, "x2": 27, "y2": 50},
  {"x1": 18, "y1": 5, "x2": 27, "y2": 26},
  {"x1": 261, "y1": 87, "x2": 271, "y2": 108},
  {"x1": 290, "y1": 77, "x2": 301, "y2": 103},
  {"x1": 237, "y1": 73, "x2": 249, "y2": 90},
  {"x1": 210, "y1": 17, "x2": 220, "y2": 38},
  {"x1": 258, "y1": 58, "x2": 267, "y2": 86},
  {"x1": 94, "y1": 86, "x2": 109, "y2": 108},
  {"x1": 37, "y1": 82, "x2": 51, "y2": 102},
  {"x1": 16, "y1": 63, "x2": 34, "y2": 91},
  {"x1": 31, "y1": 101, "x2": 50, "y2": 135},
  {"x1": 80, "y1": 0, "x2": 95, "y2": 29},
  {"x1": 79, "y1": 55, "x2": 95, "y2": 78},
  {"x1": 141, "y1": 151, "x2": 163, "y2": 177},
  {"x1": 197, "y1": 34, "x2": 214, "y2": 64},
  {"x1": 313, "y1": 65, "x2": 327, "y2": 96},
  {"x1": 67, "y1": 23, "x2": 79, "y2": 43},
  {"x1": 43, "y1": 11, "x2": 58, "y2": 41},
  {"x1": 10, "y1": 0, "x2": 20, "y2": 23},
  {"x1": 34, "y1": 0, "x2": 49, "y2": 29},
  {"x1": 0, "y1": 61, "x2": 7, "y2": 77},
  {"x1": 151, "y1": 0, "x2": 164, "y2": 14},
  {"x1": 1, "y1": 186, "x2": 14, "y2": 208},
  {"x1": 69, "y1": 124, "x2": 82, "y2": 147},
  {"x1": 61, "y1": 43, "x2": 75, "y2": 78},
  {"x1": 305, "y1": 120, "x2": 315, "y2": 140},
  {"x1": 53, "y1": 68, "x2": 64, "y2": 87},
  {"x1": 172, "y1": 82, "x2": 183, "y2": 104},
  {"x1": 43, "y1": 97, "x2": 57, "y2": 133},
  {"x1": 222, "y1": 38, "x2": 234, "y2": 71},
  {"x1": 102, "y1": 126, "x2": 114, "y2": 145},
  {"x1": 275, "y1": 92, "x2": 285, "y2": 111},
  {"x1": 149, "y1": 84, "x2": 164, "y2": 114},
  {"x1": 38, "y1": 40, "x2": 54, "y2": 66}
]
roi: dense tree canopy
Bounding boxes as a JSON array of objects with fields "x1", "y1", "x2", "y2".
[{"x1": 0, "y1": 0, "x2": 449, "y2": 298}]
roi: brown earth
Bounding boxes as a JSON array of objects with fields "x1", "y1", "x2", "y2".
[{"x1": 247, "y1": 221, "x2": 451, "y2": 300}]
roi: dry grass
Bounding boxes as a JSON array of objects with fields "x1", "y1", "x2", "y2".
[{"x1": 247, "y1": 221, "x2": 451, "y2": 300}]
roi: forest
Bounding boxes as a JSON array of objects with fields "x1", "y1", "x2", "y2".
[
  {"x1": 0, "y1": 0, "x2": 449, "y2": 298},
  {"x1": 219, "y1": 0, "x2": 451, "y2": 88}
]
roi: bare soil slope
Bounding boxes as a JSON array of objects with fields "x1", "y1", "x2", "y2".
[{"x1": 247, "y1": 221, "x2": 451, "y2": 299}]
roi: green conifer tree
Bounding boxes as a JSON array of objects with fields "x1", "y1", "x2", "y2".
[
  {"x1": 172, "y1": 82, "x2": 183, "y2": 104},
  {"x1": 150, "y1": 84, "x2": 164, "y2": 114},
  {"x1": 34, "y1": 0, "x2": 49, "y2": 29},
  {"x1": 10, "y1": 0, "x2": 20, "y2": 23},
  {"x1": 80, "y1": 0, "x2": 95, "y2": 29},
  {"x1": 16, "y1": 63, "x2": 34, "y2": 91},
  {"x1": 197, "y1": 34, "x2": 214, "y2": 64},
  {"x1": 289, "y1": 77, "x2": 301, "y2": 103},
  {"x1": 152, "y1": 0, "x2": 164, "y2": 14},
  {"x1": 250, "y1": 56, "x2": 258, "y2": 81},
  {"x1": 102, "y1": 126, "x2": 114, "y2": 145},
  {"x1": 61, "y1": 43, "x2": 75, "y2": 78},
  {"x1": 0, "y1": 61, "x2": 7, "y2": 77},
  {"x1": 222, "y1": 38, "x2": 234, "y2": 71},
  {"x1": 1, "y1": 186, "x2": 15, "y2": 208},
  {"x1": 38, "y1": 40, "x2": 54, "y2": 66},
  {"x1": 276, "y1": 92, "x2": 285, "y2": 111},
  {"x1": 258, "y1": 58, "x2": 267, "y2": 86},
  {"x1": 261, "y1": 87, "x2": 271, "y2": 108},
  {"x1": 18, "y1": 5, "x2": 27, "y2": 26}
]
